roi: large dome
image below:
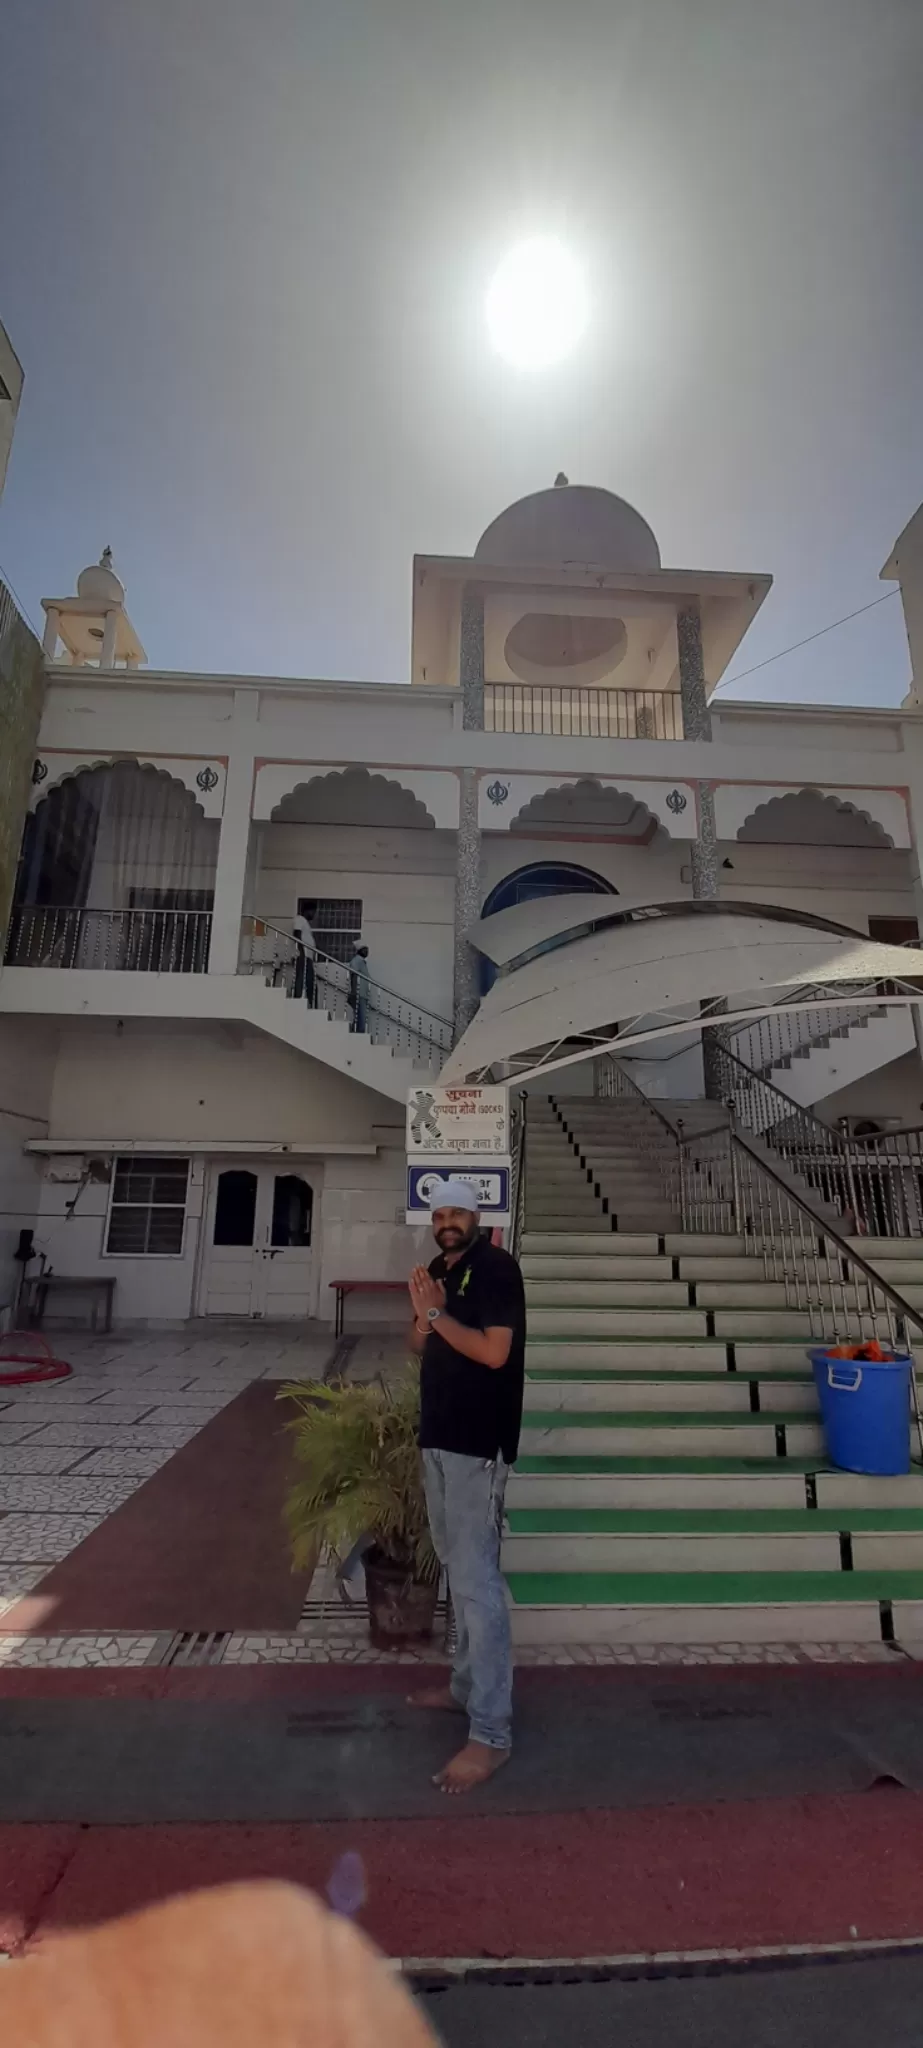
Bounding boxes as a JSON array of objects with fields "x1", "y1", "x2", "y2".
[{"x1": 475, "y1": 481, "x2": 661, "y2": 573}]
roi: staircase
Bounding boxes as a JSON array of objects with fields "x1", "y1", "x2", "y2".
[
  {"x1": 733, "y1": 1005, "x2": 914, "y2": 1111},
  {"x1": 503, "y1": 1095, "x2": 923, "y2": 1648}
]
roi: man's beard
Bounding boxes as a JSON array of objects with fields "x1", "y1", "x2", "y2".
[{"x1": 434, "y1": 1220, "x2": 479, "y2": 1254}]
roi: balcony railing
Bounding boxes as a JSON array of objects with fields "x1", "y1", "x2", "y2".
[
  {"x1": 484, "y1": 683, "x2": 683, "y2": 740},
  {"x1": 240, "y1": 918, "x2": 452, "y2": 1069},
  {"x1": 3, "y1": 905, "x2": 212, "y2": 974}
]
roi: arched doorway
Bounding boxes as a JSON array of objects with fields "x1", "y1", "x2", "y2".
[{"x1": 479, "y1": 860, "x2": 616, "y2": 991}]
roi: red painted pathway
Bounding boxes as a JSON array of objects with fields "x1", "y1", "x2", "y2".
[{"x1": 3, "y1": 1664, "x2": 922, "y2": 1960}]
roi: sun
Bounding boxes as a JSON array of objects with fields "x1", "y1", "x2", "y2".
[{"x1": 485, "y1": 238, "x2": 589, "y2": 371}]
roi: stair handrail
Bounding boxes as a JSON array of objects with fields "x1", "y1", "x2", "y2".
[
  {"x1": 603, "y1": 1054, "x2": 923, "y2": 1457},
  {"x1": 243, "y1": 918, "x2": 452, "y2": 1028},
  {"x1": 593, "y1": 1053, "x2": 690, "y2": 1225},
  {"x1": 510, "y1": 1089, "x2": 528, "y2": 1261},
  {"x1": 711, "y1": 1040, "x2": 923, "y2": 1240},
  {"x1": 728, "y1": 969, "x2": 923, "y2": 1077},
  {"x1": 728, "y1": 1117, "x2": 923, "y2": 1463}
]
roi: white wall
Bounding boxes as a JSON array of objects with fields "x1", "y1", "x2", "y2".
[
  {"x1": 0, "y1": 1021, "x2": 55, "y2": 1319},
  {"x1": 47, "y1": 1022, "x2": 403, "y2": 1147},
  {"x1": 816, "y1": 1051, "x2": 923, "y2": 1129},
  {"x1": 719, "y1": 843, "x2": 917, "y2": 929},
  {"x1": 252, "y1": 822, "x2": 456, "y2": 1020}
]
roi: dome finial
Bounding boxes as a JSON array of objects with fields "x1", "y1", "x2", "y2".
[
  {"x1": 554, "y1": 472, "x2": 569, "y2": 488},
  {"x1": 100, "y1": 544, "x2": 113, "y2": 569}
]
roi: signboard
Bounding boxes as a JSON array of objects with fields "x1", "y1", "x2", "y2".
[
  {"x1": 406, "y1": 1162, "x2": 511, "y2": 1226},
  {"x1": 406, "y1": 1085, "x2": 509, "y2": 1157}
]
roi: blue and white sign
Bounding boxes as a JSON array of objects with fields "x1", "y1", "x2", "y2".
[{"x1": 406, "y1": 1162, "x2": 511, "y2": 1226}]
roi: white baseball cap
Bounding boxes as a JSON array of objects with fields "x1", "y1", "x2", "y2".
[{"x1": 427, "y1": 1176, "x2": 480, "y2": 1214}]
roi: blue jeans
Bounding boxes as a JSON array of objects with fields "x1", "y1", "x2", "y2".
[{"x1": 422, "y1": 1448, "x2": 512, "y2": 1750}]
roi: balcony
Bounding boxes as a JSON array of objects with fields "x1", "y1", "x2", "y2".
[
  {"x1": 484, "y1": 683, "x2": 683, "y2": 740},
  {"x1": 3, "y1": 905, "x2": 212, "y2": 974}
]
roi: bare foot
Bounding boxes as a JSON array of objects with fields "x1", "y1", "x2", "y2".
[
  {"x1": 406, "y1": 1685, "x2": 467, "y2": 1714},
  {"x1": 433, "y1": 1740, "x2": 511, "y2": 1795}
]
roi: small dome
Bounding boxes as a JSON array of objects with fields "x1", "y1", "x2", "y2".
[
  {"x1": 475, "y1": 482, "x2": 661, "y2": 572},
  {"x1": 77, "y1": 548, "x2": 125, "y2": 606}
]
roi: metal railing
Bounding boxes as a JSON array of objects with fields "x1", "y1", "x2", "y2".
[
  {"x1": 711, "y1": 1041, "x2": 923, "y2": 1239},
  {"x1": 3, "y1": 904, "x2": 212, "y2": 974},
  {"x1": 484, "y1": 683, "x2": 683, "y2": 740},
  {"x1": 596, "y1": 1055, "x2": 923, "y2": 1450},
  {"x1": 730, "y1": 997, "x2": 888, "y2": 1076},
  {"x1": 239, "y1": 918, "x2": 452, "y2": 1069},
  {"x1": 510, "y1": 1090, "x2": 528, "y2": 1260}
]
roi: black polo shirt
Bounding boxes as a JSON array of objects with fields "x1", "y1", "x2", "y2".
[{"x1": 419, "y1": 1236, "x2": 526, "y2": 1466}]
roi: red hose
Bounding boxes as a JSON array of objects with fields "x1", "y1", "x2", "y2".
[{"x1": 0, "y1": 1332, "x2": 72, "y2": 1385}]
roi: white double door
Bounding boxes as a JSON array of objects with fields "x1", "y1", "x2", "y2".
[{"x1": 201, "y1": 1163, "x2": 316, "y2": 1319}]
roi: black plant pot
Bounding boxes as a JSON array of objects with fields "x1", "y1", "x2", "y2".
[{"x1": 363, "y1": 1547, "x2": 438, "y2": 1648}]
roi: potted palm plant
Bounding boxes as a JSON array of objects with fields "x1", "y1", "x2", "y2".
[{"x1": 279, "y1": 1365, "x2": 439, "y2": 1647}]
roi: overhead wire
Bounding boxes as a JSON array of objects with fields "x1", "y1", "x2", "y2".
[{"x1": 714, "y1": 589, "x2": 901, "y2": 693}]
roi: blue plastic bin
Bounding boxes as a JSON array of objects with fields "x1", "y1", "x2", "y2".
[{"x1": 808, "y1": 1347, "x2": 912, "y2": 1476}]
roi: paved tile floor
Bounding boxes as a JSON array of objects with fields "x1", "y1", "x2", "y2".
[{"x1": 0, "y1": 1325, "x2": 908, "y2": 1669}]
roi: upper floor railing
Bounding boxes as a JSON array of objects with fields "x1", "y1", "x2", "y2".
[
  {"x1": 4, "y1": 904, "x2": 212, "y2": 974},
  {"x1": 239, "y1": 918, "x2": 452, "y2": 1069},
  {"x1": 484, "y1": 683, "x2": 683, "y2": 740}
]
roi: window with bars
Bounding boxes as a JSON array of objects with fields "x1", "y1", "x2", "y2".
[
  {"x1": 297, "y1": 897, "x2": 362, "y2": 964},
  {"x1": 105, "y1": 1157, "x2": 190, "y2": 1256}
]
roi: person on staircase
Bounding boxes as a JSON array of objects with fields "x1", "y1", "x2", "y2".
[
  {"x1": 348, "y1": 941, "x2": 370, "y2": 1033},
  {"x1": 291, "y1": 905, "x2": 316, "y2": 1008},
  {"x1": 407, "y1": 1177, "x2": 526, "y2": 1795}
]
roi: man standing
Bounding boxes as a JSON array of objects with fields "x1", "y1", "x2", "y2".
[
  {"x1": 408, "y1": 1178, "x2": 525, "y2": 1795},
  {"x1": 291, "y1": 906, "x2": 316, "y2": 1008},
  {"x1": 348, "y1": 941, "x2": 370, "y2": 1033}
]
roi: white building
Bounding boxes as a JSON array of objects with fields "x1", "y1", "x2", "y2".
[{"x1": 2, "y1": 480, "x2": 923, "y2": 1329}]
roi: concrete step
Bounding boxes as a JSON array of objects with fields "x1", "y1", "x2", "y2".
[
  {"x1": 523, "y1": 1377, "x2": 818, "y2": 1415},
  {"x1": 521, "y1": 1232, "x2": 651, "y2": 1255},
  {"x1": 522, "y1": 1215, "x2": 612, "y2": 1234},
  {"x1": 506, "y1": 1592, "x2": 889, "y2": 1647},
  {"x1": 524, "y1": 1337, "x2": 821, "y2": 1374},
  {"x1": 502, "y1": 1529, "x2": 842, "y2": 1573},
  {"x1": 521, "y1": 1255, "x2": 673, "y2": 1280},
  {"x1": 524, "y1": 1281, "x2": 691, "y2": 1308},
  {"x1": 526, "y1": 1308, "x2": 709, "y2": 1337},
  {"x1": 664, "y1": 1235, "x2": 748, "y2": 1255},
  {"x1": 507, "y1": 1466, "x2": 923, "y2": 1510},
  {"x1": 519, "y1": 1413, "x2": 827, "y2": 1458}
]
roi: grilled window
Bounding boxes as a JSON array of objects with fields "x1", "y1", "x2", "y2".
[
  {"x1": 106, "y1": 1157, "x2": 190, "y2": 1256},
  {"x1": 297, "y1": 898, "x2": 362, "y2": 964}
]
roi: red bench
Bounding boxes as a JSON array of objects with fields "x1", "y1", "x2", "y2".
[{"x1": 330, "y1": 1280, "x2": 406, "y2": 1338}]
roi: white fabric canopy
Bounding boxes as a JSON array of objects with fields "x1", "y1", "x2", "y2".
[{"x1": 443, "y1": 908, "x2": 919, "y2": 1082}]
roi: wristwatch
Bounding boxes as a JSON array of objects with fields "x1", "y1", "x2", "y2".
[{"x1": 426, "y1": 1306, "x2": 443, "y2": 1324}]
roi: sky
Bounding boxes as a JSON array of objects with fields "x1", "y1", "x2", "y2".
[{"x1": 1, "y1": 0, "x2": 921, "y2": 703}]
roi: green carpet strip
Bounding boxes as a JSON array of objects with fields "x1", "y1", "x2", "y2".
[
  {"x1": 505, "y1": 1568, "x2": 923, "y2": 1605},
  {"x1": 506, "y1": 1506, "x2": 923, "y2": 1534}
]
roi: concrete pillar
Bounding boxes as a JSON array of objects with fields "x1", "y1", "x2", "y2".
[
  {"x1": 453, "y1": 767, "x2": 481, "y2": 1041},
  {"x1": 677, "y1": 601, "x2": 713, "y2": 744},
  {"x1": 42, "y1": 607, "x2": 59, "y2": 658},
  {"x1": 99, "y1": 610, "x2": 118, "y2": 667},
  {"x1": 678, "y1": 600, "x2": 726, "y2": 1097},
  {"x1": 208, "y1": 691, "x2": 258, "y2": 974},
  {"x1": 460, "y1": 586, "x2": 485, "y2": 732}
]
